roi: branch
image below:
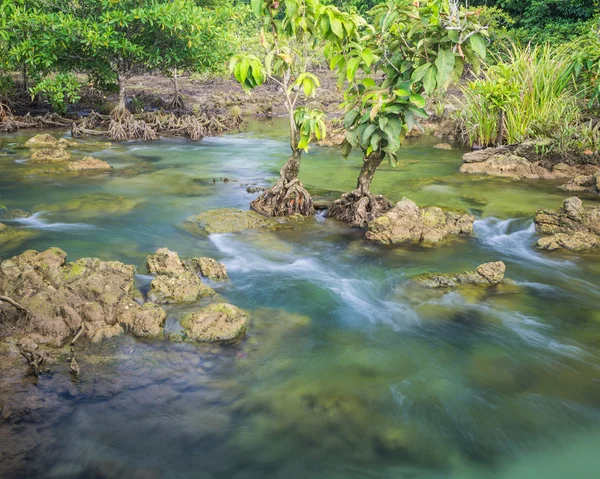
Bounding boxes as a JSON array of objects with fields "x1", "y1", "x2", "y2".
[{"x1": 0, "y1": 295, "x2": 30, "y2": 315}]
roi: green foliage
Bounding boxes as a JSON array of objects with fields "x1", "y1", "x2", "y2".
[
  {"x1": 458, "y1": 43, "x2": 581, "y2": 149},
  {"x1": 329, "y1": 0, "x2": 487, "y2": 165},
  {"x1": 571, "y1": 22, "x2": 600, "y2": 109},
  {"x1": 30, "y1": 73, "x2": 82, "y2": 114},
  {"x1": 470, "y1": 0, "x2": 598, "y2": 44},
  {"x1": 231, "y1": 0, "x2": 361, "y2": 152}
]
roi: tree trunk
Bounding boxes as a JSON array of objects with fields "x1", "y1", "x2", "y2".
[
  {"x1": 328, "y1": 151, "x2": 393, "y2": 228},
  {"x1": 118, "y1": 72, "x2": 126, "y2": 112},
  {"x1": 250, "y1": 148, "x2": 315, "y2": 217},
  {"x1": 22, "y1": 65, "x2": 28, "y2": 97},
  {"x1": 497, "y1": 109, "x2": 504, "y2": 146},
  {"x1": 170, "y1": 68, "x2": 184, "y2": 109}
]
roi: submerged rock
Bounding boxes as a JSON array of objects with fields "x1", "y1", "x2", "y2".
[
  {"x1": 433, "y1": 143, "x2": 453, "y2": 150},
  {"x1": 24, "y1": 134, "x2": 59, "y2": 148},
  {"x1": 366, "y1": 198, "x2": 474, "y2": 246},
  {"x1": 30, "y1": 148, "x2": 71, "y2": 164},
  {"x1": 181, "y1": 303, "x2": 247, "y2": 343},
  {"x1": 413, "y1": 262, "x2": 506, "y2": 288},
  {"x1": 0, "y1": 248, "x2": 167, "y2": 348},
  {"x1": 460, "y1": 142, "x2": 599, "y2": 180},
  {"x1": 146, "y1": 248, "x2": 216, "y2": 304},
  {"x1": 182, "y1": 208, "x2": 280, "y2": 235},
  {"x1": 66, "y1": 156, "x2": 112, "y2": 171},
  {"x1": 0, "y1": 208, "x2": 32, "y2": 220},
  {"x1": 186, "y1": 257, "x2": 229, "y2": 282},
  {"x1": 534, "y1": 197, "x2": 600, "y2": 252},
  {"x1": 0, "y1": 222, "x2": 37, "y2": 248},
  {"x1": 38, "y1": 193, "x2": 139, "y2": 219}
]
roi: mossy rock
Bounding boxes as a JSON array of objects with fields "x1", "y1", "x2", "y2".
[
  {"x1": 30, "y1": 148, "x2": 71, "y2": 164},
  {"x1": 182, "y1": 208, "x2": 281, "y2": 235},
  {"x1": 0, "y1": 223, "x2": 37, "y2": 248},
  {"x1": 24, "y1": 134, "x2": 59, "y2": 148},
  {"x1": 181, "y1": 303, "x2": 248, "y2": 343}
]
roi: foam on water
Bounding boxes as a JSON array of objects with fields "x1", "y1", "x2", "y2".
[
  {"x1": 474, "y1": 217, "x2": 574, "y2": 267},
  {"x1": 4, "y1": 212, "x2": 96, "y2": 231}
]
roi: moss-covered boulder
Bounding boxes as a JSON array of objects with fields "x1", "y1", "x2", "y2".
[
  {"x1": 181, "y1": 303, "x2": 247, "y2": 343},
  {"x1": 0, "y1": 222, "x2": 37, "y2": 248},
  {"x1": 0, "y1": 209, "x2": 32, "y2": 220},
  {"x1": 0, "y1": 248, "x2": 167, "y2": 348},
  {"x1": 30, "y1": 148, "x2": 71, "y2": 163},
  {"x1": 66, "y1": 156, "x2": 112, "y2": 171},
  {"x1": 146, "y1": 248, "x2": 186, "y2": 277},
  {"x1": 535, "y1": 197, "x2": 600, "y2": 252},
  {"x1": 366, "y1": 198, "x2": 474, "y2": 246},
  {"x1": 24, "y1": 134, "x2": 59, "y2": 148},
  {"x1": 413, "y1": 262, "x2": 506, "y2": 288},
  {"x1": 148, "y1": 272, "x2": 215, "y2": 304},
  {"x1": 182, "y1": 208, "x2": 280, "y2": 235}
]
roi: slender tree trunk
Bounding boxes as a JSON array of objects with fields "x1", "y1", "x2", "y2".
[
  {"x1": 497, "y1": 109, "x2": 504, "y2": 147},
  {"x1": 280, "y1": 148, "x2": 301, "y2": 183},
  {"x1": 173, "y1": 69, "x2": 179, "y2": 99},
  {"x1": 117, "y1": 72, "x2": 127, "y2": 112},
  {"x1": 22, "y1": 65, "x2": 28, "y2": 97}
]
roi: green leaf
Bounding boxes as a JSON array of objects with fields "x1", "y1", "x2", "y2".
[
  {"x1": 362, "y1": 124, "x2": 378, "y2": 146},
  {"x1": 410, "y1": 94, "x2": 426, "y2": 108},
  {"x1": 405, "y1": 109, "x2": 414, "y2": 133},
  {"x1": 330, "y1": 15, "x2": 343, "y2": 39},
  {"x1": 423, "y1": 65, "x2": 437, "y2": 95},
  {"x1": 250, "y1": 0, "x2": 264, "y2": 17},
  {"x1": 345, "y1": 128, "x2": 359, "y2": 146},
  {"x1": 448, "y1": 30, "x2": 459, "y2": 43},
  {"x1": 411, "y1": 62, "x2": 431, "y2": 82},
  {"x1": 340, "y1": 139, "x2": 352, "y2": 158},
  {"x1": 435, "y1": 48, "x2": 455, "y2": 90},
  {"x1": 362, "y1": 48, "x2": 374, "y2": 67},
  {"x1": 344, "y1": 110, "x2": 360, "y2": 129},
  {"x1": 469, "y1": 33, "x2": 486, "y2": 60},
  {"x1": 346, "y1": 57, "x2": 360, "y2": 82}
]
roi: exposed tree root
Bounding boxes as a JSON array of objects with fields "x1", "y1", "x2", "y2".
[
  {"x1": 0, "y1": 295, "x2": 30, "y2": 316},
  {"x1": 20, "y1": 347, "x2": 49, "y2": 377},
  {"x1": 169, "y1": 93, "x2": 185, "y2": 110},
  {"x1": 328, "y1": 190, "x2": 393, "y2": 228},
  {"x1": 251, "y1": 178, "x2": 315, "y2": 217}
]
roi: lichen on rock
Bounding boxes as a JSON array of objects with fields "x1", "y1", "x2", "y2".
[
  {"x1": 366, "y1": 198, "x2": 474, "y2": 246},
  {"x1": 534, "y1": 197, "x2": 600, "y2": 252},
  {"x1": 24, "y1": 134, "x2": 60, "y2": 149},
  {"x1": 186, "y1": 257, "x2": 229, "y2": 282}
]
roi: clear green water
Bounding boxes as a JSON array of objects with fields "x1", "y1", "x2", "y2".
[{"x1": 1, "y1": 119, "x2": 600, "y2": 478}]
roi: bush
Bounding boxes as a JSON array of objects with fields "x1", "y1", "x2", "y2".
[{"x1": 30, "y1": 73, "x2": 82, "y2": 114}]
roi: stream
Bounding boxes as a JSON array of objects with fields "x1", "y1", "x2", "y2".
[{"x1": 1, "y1": 119, "x2": 600, "y2": 478}]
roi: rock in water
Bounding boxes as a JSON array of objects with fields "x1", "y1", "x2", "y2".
[
  {"x1": 30, "y1": 148, "x2": 71, "y2": 163},
  {"x1": 0, "y1": 248, "x2": 167, "y2": 346},
  {"x1": 146, "y1": 248, "x2": 186, "y2": 277},
  {"x1": 66, "y1": 156, "x2": 112, "y2": 171},
  {"x1": 433, "y1": 143, "x2": 453, "y2": 150},
  {"x1": 534, "y1": 197, "x2": 600, "y2": 252},
  {"x1": 146, "y1": 248, "x2": 215, "y2": 304},
  {"x1": 187, "y1": 257, "x2": 229, "y2": 282},
  {"x1": 181, "y1": 303, "x2": 247, "y2": 343},
  {"x1": 413, "y1": 262, "x2": 506, "y2": 288},
  {"x1": 366, "y1": 198, "x2": 474, "y2": 245},
  {"x1": 182, "y1": 208, "x2": 280, "y2": 235},
  {"x1": 24, "y1": 134, "x2": 59, "y2": 148}
]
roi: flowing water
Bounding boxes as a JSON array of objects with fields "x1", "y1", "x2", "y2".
[{"x1": 1, "y1": 119, "x2": 600, "y2": 478}]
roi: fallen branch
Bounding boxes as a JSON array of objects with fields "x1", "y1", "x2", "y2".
[{"x1": 0, "y1": 295, "x2": 30, "y2": 315}]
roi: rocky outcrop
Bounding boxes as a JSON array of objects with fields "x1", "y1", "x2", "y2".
[
  {"x1": 413, "y1": 262, "x2": 506, "y2": 288},
  {"x1": 534, "y1": 197, "x2": 600, "y2": 252},
  {"x1": 146, "y1": 248, "x2": 216, "y2": 304},
  {"x1": 460, "y1": 140, "x2": 600, "y2": 180},
  {"x1": 66, "y1": 156, "x2": 112, "y2": 171},
  {"x1": 0, "y1": 248, "x2": 166, "y2": 346},
  {"x1": 182, "y1": 208, "x2": 281, "y2": 235},
  {"x1": 24, "y1": 134, "x2": 59, "y2": 148},
  {"x1": 180, "y1": 303, "x2": 247, "y2": 343},
  {"x1": 186, "y1": 257, "x2": 229, "y2": 282},
  {"x1": 30, "y1": 148, "x2": 71, "y2": 164},
  {"x1": 433, "y1": 143, "x2": 453, "y2": 150},
  {"x1": 366, "y1": 198, "x2": 474, "y2": 245},
  {"x1": 558, "y1": 173, "x2": 600, "y2": 194}
]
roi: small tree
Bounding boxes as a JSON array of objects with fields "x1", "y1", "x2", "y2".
[
  {"x1": 230, "y1": 0, "x2": 361, "y2": 217},
  {"x1": 327, "y1": 0, "x2": 487, "y2": 227}
]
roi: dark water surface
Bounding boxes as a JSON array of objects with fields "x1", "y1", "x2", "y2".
[{"x1": 1, "y1": 120, "x2": 600, "y2": 478}]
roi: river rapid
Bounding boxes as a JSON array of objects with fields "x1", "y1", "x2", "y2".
[{"x1": 1, "y1": 119, "x2": 600, "y2": 478}]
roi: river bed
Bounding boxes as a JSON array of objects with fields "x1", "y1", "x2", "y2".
[{"x1": 1, "y1": 119, "x2": 600, "y2": 478}]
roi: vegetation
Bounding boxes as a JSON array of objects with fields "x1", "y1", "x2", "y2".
[
  {"x1": 326, "y1": 0, "x2": 487, "y2": 226},
  {"x1": 230, "y1": 0, "x2": 360, "y2": 217}
]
